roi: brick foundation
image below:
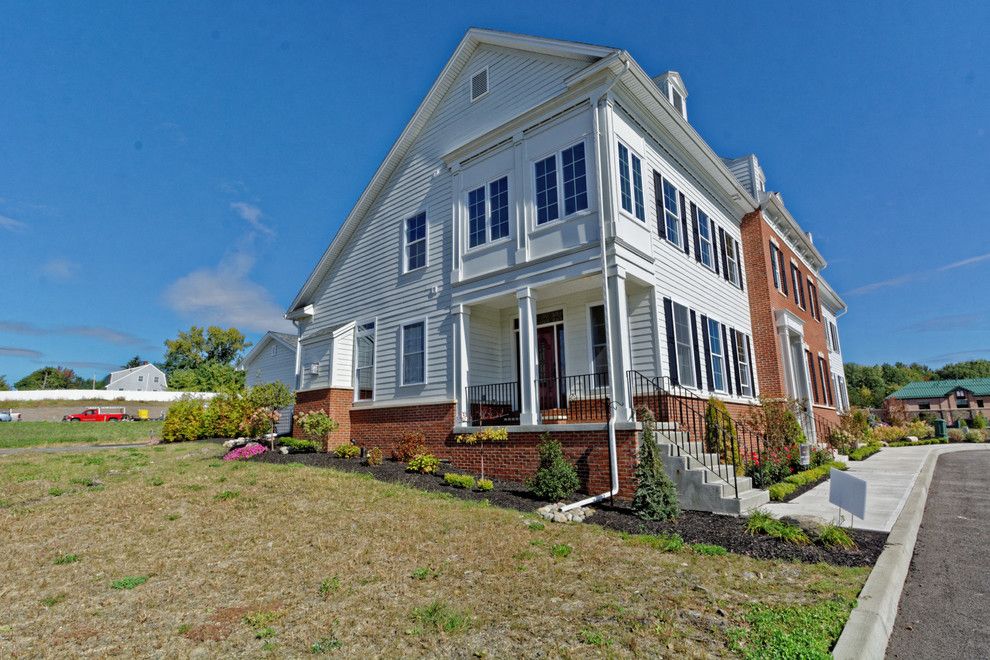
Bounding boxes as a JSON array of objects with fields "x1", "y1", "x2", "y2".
[{"x1": 293, "y1": 387, "x2": 355, "y2": 450}]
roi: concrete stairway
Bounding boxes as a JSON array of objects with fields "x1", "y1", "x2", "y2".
[{"x1": 654, "y1": 425, "x2": 769, "y2": 515}]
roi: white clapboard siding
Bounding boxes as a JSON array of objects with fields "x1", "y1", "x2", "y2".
[{"x1": 244, "y1": 339, "x2": 298, "y2": 435}]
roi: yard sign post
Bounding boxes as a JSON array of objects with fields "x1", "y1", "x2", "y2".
[{"x1": 829, "y1": 468, "x2": 867, "y2": 528}]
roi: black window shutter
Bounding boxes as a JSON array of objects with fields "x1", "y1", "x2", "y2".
[
  {"x1": 807, "y1": 351, "x2": 819, "y2": 403},
  {"x1": 712, "y1": 223, "x2": 720, "y2": 275},
  {"x1": 691, "y1": 204, "x2": 701, "y2": 263},
  {"x1": 719, "y1": 227, "x2": 729, "y2": 281},
  {"x1": 690, "y1": 310, "x2": 703, "y2": 388},
  {"x1": 736, "y1": 239, "x2": 745, "y2": 291},
  {"x1": 700, "y1": 314, "x2": 713, "y2": 391},
  {"x1": 791, "y1": 265, "x2": 800, "y2": 306},
  {"x1": 679, "y1": 193, "x2": 690, "y2": 255},
  {"x1": 663, "y1": 298, "x2": 678, "y2": 385},
  {"x1": 721, "y1": 323, "x2": 732, "y2": 393},
  {"x1": 730, "y1": 328, "x2": 742, "y2": 396},
  {"x1": 745, "y1": 335, "x2": 757, "y2": 396},
  {"x1": 653, "y1": 171, "x2": 665, "y2": 240},
  {"x1": 779, "y1": 247, "x2": 789, "y2": 296}
]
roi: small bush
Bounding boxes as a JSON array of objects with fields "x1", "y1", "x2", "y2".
[
  {"x1": 40, "y1": 594, "x2": 66, "y2": 607},
  {"x1": 632, "y1": 410, "x2": 679, "y2": 521},
  {"x1": 279, "y1": 437, "x2": 321, "y2": 452},
  {"x1": 476, "y1": 478, "x2": 493, "y2": 491},
  {"x1": 393, "y1": 432, "x2": 426, "y2": 462},
  {"x1": 769, "y1": 482, "x2": 797, "y2": 501},
  {"x1": 947, "y1": 428, "x2": 966, "y2": 443},
  {"x1": 848, "y1": 443, "x2": 881, "y2": 460},
  {"x1": 826, "y1": 428, "x2": 855, "y2": 455},
  {"x1": 745, "y1": 511, "x2": 810, "y2": 545},
  {"x1": 691, "y1": 543, "x2": 728, "y2": 556},
  {"x1": 406, "y1": 453, "x2": 440, "y2": 474},
  {"x1": 887, "y1": 437, "x2": 948, "y2": 447},
  {"x1": 294, "y1": 411, "x2": 339, "y2": 450},
  {"x1": 455, "y1": 427, "x2": 509, "y2": 444},
  {"x1": 162, "y1": 398, "x2": 206, "y2": 442},
  {"x1": 443, "y1": 473, "x2": 475, "y2": 489},
  {"x1": 333, "y1": 444, "x2": 361, "y2": 459},
  {"x1": 965, "y1": 429, "x2": 985, "y2": 443},
  {"x1": 906, "y1": 420, "x2": 936, "y2": 439},
  {"x1": 223, "y1": 442, "x2": 266, "y2": 461},
  {"x1": 365, "y1": 447, "x2": 383, "y2": 466},
  {"x1": 818, "y1": 524, "x2": 856, "y2": 549},
  {"x1": 972, "y1": 414, "x2": 989, "y2": 429},
  {"x1": 528, "y1": 433, "x2": 580, "y2": 502},
  {"x1": 111, "y1": 576, "x2": 148, "y2": 590},
  {"x1": 872, "y1": 425, "x2": 909, "y2": 443},
  {"x1": 203, "y1": 392, "x2": 251, "y2": 439}
]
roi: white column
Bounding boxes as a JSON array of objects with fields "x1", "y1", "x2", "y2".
[
  {"x1": 293, "y1": 325, "x2": 303, "y2": 390},
  {"x1": 516, "y1": 287, "x2": 539, "y2": 425},
  {"x1": 452, "y1": 304, "x2": 471, "y2": 427},
  {"x1": 606, "y1": 268, "x2": 634, "y2": 423}
]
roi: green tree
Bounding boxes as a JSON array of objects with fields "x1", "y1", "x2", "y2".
[
  {"x1": 15, "y1": 366, "x2": 87, "y2": 391},
  {"x1": 528, "y1": 433, "x2": 580, "y2": 502},
  {"x1": 0, "y1": 375, "x2": 9, "y2": 391},
  {"x1": 632, "y1": 410, "x2": 679, "y2": 521},
  {"x1": 163, "y1": 326, "x2": 249, "y2": 372},
  {"x1": 168, "y1": 363, "x2": 245, "y2": 393},
  {"x1": 844, "y1": 361, "x2": 934, "y2": 408},
  {"x1": 936, "y1": 360, "x2": 990, "y2": 380},
  {"x1": 244, "y1": 382, "x2": 295, "y2": 445},
  {"x1": 123, "y1": 355, "x2": 144, "y2": 369}
]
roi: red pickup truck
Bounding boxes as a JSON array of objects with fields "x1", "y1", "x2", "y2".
[{"x1": 63, "y1": 407, "x2": 129, "y2": 422}]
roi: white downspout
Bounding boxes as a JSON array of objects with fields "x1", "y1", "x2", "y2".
[{"x1": 562, "y1": 59, "x2": 629, "y2": 513}]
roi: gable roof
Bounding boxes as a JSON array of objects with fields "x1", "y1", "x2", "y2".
[
  {"x1": 889, "y1": 378, "x2": 990, "y2": 400},
  {"x1": 108, "y1": 363, "x2": 164, "y2": 382},
  {"x1": 242, "y1": 330, "x2": 298, "y2": 368}
]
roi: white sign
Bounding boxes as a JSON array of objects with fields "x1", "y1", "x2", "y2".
[{"x1": 829, "y1": 468, "x2": 867, "y2": 520}]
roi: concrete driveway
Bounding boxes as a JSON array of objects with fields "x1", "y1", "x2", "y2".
[{"x1": 886, "y1": 449, "x2": 990, "y2": 658}]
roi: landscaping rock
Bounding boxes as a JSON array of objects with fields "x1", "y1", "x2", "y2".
[{"x1": 538, "y1": 502, "x2": 595, "y2": 524}]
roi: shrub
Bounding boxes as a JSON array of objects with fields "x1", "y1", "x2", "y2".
[
  {"x1": 162, "y1": 398, "x2": 206, "y2": 442},
  {"x1": 242, "y1": 382, "x2": 295, "y2": 439},
  {"x1": 406, "y1": 453, "x2": 440, "y2": 474},
  {"x1": 871, "y1": 425, "x2": 908, "y2": 443},
  {"x1": 632, "y1": 410, "x2": 679, "y2": 521},
  {"x1": 965, "y1": 430, "x2": 985, "y2": 443},
  {"x1": 768, "y1": 462, "x2": 846, "y2": 501},
  {"x1": 704, "y1": 398, "x2": 741, "y2": 471},
  {"x1": 476, "y1": 478, "x2": 493, "y2": 491},
  {"x1": 203, "y1": 392, "x2": 251, "y2": 438},
  {"x1": 848, "y1": 443, "x2": 881, "y2": 460},
  {"x1": 223, "y1": 442, "x2": 266, "y2": 461},
  {"x1": 973, "y1": 414, "x2": 989, "y2": 429},
  {"x1": 528, "y1": 433, "x2": 580, "y2": 502},
  {"x1": 294, "y1": 411, "x2": 340, "y2": 451},
  {"x1": 365, "y1": 447, "x2": 384, "y2": 466},
  {"x1": 887, "y1": 437, "x2": 948, "y2": 447},
  {"x1": 455, "y1": 427, "x2": 508, "y2": 480},
  {"x1": 769, "y1": 482, "x2": 797, "y2": 501},
  {"x1": 906, "y1": 420, "x2": 935, "y2": 439},
  {"x1": 840, "y1": 408, "x2": 871, "y2": 441},
  {"x1": 818, "y1": 524, "x2": 856, "y2": 550},
  {"x1": 958, "y1": 419, "x2": 969, "y2": 430},
  {"x1": 279, "y1": 437, "x2": 320, "y2": 452},
  {"x1": 333, "y1": 443, "x2": 361, "y2": 459},
  {"x1": 947, "y1": 428, "x2": 965, "y2": 443},
  {"x1": 443, "y1": 473, "x2": 476, "y2": 489},
  {"x1": 393, "y1": 432, "x2": 426, "y2": 462},
  {"x1": 745, "y1": 510, "x2": 810, "y2": 545},
  {"x1": 827, "y1": 428, "x2": 855, "y2": 455}
]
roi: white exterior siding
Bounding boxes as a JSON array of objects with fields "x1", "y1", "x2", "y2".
[
  {"x1": 243, "y1": 336, "x2": 297, "y2": 435},
  {"x1": 299, "y1": 46, "x2": 593, "y2": 405},
  {"x1": 822, "y1": 307, "x2": 849, "y2": 410},
  {"x1": 105, "y1": 364, "x2": 167, "y2": 392}
]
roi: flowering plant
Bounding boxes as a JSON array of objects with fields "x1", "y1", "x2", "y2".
[{"x1": 223, "y1": 442, "x2": 267, "y2": 461}]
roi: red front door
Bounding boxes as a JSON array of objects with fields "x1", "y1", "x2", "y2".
[{"x1": 536, "y1": 325, "x2": 561, "y2": 409}]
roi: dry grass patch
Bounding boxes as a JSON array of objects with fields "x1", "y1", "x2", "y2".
[{"x1": 0, "y1": 442, "x2": 868, "y2": 656}]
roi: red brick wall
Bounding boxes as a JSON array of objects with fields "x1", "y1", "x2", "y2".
[
  {"x1": 349, "y1": 402, "x2": 457, "y2": 453},
  {"x1": 293, "y1": 388, "x2": 354, "y2": 450}
]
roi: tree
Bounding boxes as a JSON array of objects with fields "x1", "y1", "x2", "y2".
[
  {"x1": 15, "y1": 366, "x2": 87, "y2": 391},
  {"x1": 168, "y1": 363, "x2": 245, "y2": 393},
  {"x1": 163, "y1": 326, "x2": 249, "y2": 373},
  {"x1": 244, "y1": 382, "x2": 295, "y2": 447},
  {"x1": 936, "y1": 360, "x2": 990, "y2": 380},
  {"x1": 844, "y1": 361, "x2": 934, "y2": 408},
  {"x1": 528, "y1": 433, "x2": 580, "y2": 502},
  {"x1": 632, "y1": 409, "x2": 679, "y2": 521},
  {"x1": 0, "y1": 375, "x2": 9, "y2": 391},
  {"x1": 123, "y1": 355, "x2": 144, "y2": 369}
]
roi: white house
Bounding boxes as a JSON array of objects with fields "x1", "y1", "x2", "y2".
[
  {"x1": 282, "y1": 29, "x2": 847, "y2": 513},
  {"x1": 241, "y1": 331, "x2": 298, "y2": 435},
  {"x1": 105, "y1": 363, "x2": 168, "y2": 392}
]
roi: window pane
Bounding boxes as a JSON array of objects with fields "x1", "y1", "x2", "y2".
[
  {"x1": 617, "y1": 143, "x2": 632, "y2": 213},
  {"x1": 590, "y1": 305, "x2": 608, "y2": 384},
  {"x1": 562, "y1": 143, "x2": 588, "y2": 215},
  {"x1": 708, "y1": 319, "x2": 724, "y2": 392},
  {"x1": 698, "y1": 211, "x2": 713, "y2": 267},
  {"x1": 489, "y1": 177, "x2": 509, "y2": 240},
  {"x1": 405, "y1": 212, "x2": 426, "y2": 270},
  {"x1": 407, "y1": 240, "x2": 425, "y2": 270},
  {"x1": 356, "y1": 322, "x2": 376, "y2": 400},
  {"x1": 402, "y1": 322, "x2": 425, "y2": 385},
  {"x1": 673, "y1": 304, "x2": 696, "y2": 388},
  {"x1": 535, "y1": 155, "x2": 559, "y2": 224},
  {"x1": 468, "y1": 186, "x2": 486, "y2": 247},
  {"x1": 662, "y1": 179, "x2": 680, "y2": 245},
  {"x1": 736, "y1": 332, "x2": 751, "y2": 396},
  {"x1": 631, "y1": 153, "x2": 645, "y2": 220}
]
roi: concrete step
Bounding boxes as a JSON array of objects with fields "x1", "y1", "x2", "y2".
[{"x1": 655, "y1": 438, "x2": 767, "y2": 515}]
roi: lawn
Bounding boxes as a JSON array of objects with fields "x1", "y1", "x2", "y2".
[
  {"x1": 0, "y1": 421, "x2": 163, "y2": 449},
  {"x1": 0, "y1": 443, "x2": 869, "y2": 657}
]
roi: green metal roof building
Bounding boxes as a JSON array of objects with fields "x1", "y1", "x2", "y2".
[
  {"x1": 889, "y1": 378, "x2": 990, "y2": 400},
  {"x1": 889, "y1": 378, "x2": 990, "y2": 423}
]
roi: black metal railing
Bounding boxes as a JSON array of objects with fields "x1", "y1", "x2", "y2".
[
  {"x1": 535, "y1": 372, "x2": 610, "y2": 424},
  {"x1": 627, "y1": 371, "x2": 774, "y2": 499},
  {"x1": 466, "y1": 381, "x2": 520, "y2": 426},
  {"x1": 812, "y1": 409, "x2": 842, "y2": 448}
]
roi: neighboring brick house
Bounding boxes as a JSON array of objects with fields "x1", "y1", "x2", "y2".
[
  {"x1": 889, "y1": 379, "x2": 990, "y2": 425},
  {"x1": 281, "y1": 29, "x2": 848, "y2": 511}
]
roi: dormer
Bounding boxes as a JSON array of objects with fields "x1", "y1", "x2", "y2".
[
  {"x1": 722, "y1": 154, "x2": 767, "y2": 199},
  {"x1": 653, "y1": 71, "x2": 688, "y2": 120}
]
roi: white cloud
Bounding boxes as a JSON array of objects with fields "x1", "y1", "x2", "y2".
[
  {"x1": 230, "y1": 202, "x2": 274, "y2": 236},
  {"x1": 163, "y1": 251, "x2": 293, "y2": 333},
  {"x1": 41, "y1": 257, "x2": 79, "y2": 282},
  {"x1": 846, "y1": 250, "x2": 990, "y2": 296},
  {"x1": 0, "y1": 213, "x2": 27, "y2": 232},
  {"x1": 936, "y1": 251, "x2": 990, "y2": 272}
]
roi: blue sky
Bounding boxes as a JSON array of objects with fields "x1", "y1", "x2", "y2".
[{"x1": 1, "y1": 0, "x2": 988, "y2": 383}]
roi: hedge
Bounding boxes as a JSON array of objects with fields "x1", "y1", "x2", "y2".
[
  {"x1": 768, "y1": 461, "x2": 847, "y2": 502},
  {"x1": 886, "y1": 437, "x2": 949, "y2": 448},
  {"x1": 849, "y1": 444, "x2": 881, "y2": 461}
]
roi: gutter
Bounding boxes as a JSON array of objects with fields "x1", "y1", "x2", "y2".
[{"x1": 562, "y1": 59, "x2": 630, "y2": 513}]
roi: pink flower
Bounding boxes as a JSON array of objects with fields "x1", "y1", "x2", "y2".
[{"x1": 223, "y1": 442, "x2": 267, "y2": 461}]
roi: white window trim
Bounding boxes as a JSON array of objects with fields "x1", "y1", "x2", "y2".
[
  {"x1": 402, "y1": 210, "x2": 429, "y2": 273},
  {"x1": 736, "y1": 331, "x2": 753, "y2": 397},
  {"x1": 353, "y1": 318, "x2": 378, "y2": 403},
  {"x1": 464, "y1": 172, "x2": 512, "y2": 252},
  {"x1": 616, "y1": 140, "x2": 645, "y2": 222},
  {"x1": 697, "y1": 208, "x2": 716, "y2": 272},
  {"x1": 399, "y1": 317, "x2": 428, "y2": 386},
  {"x1": 586, "y1": 302, "x2": 609, "y2": 382},
  {"x1": 469, "y1": 66, "x2": 490, "y2": 103},
  {"x1": 532, "y1": 140, "x2": 590, "y2": 227},
  {"x1": 790, "y1": 261, "x2": 806, "y2": 309},
  {"x1": 671, "y1": 301, "x2": 698, "y2": 390},
  {"x1": 660, "y1": 177, "x2": 683, "y2": 249},
  {"x1": 725, "y1": 236, "x2": 740, "y2": 286},
  {"x1": 707, "y1": 318, "x2": 728, "y2": 393}
]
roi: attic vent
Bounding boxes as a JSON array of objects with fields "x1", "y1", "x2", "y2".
[{"x1": 470, "y1": 68, "x2": 489, "y2": 101}]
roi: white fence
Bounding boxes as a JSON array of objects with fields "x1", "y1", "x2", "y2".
[{"x1": 0, "y1": 390, "x2": 217, "y2": 403}]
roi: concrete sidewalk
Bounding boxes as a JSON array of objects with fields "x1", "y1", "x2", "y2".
[{"x1": 764, "y1": 444, "x2": 989, "y2": 532}]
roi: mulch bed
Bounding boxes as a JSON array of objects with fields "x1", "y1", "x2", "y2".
[{"x1": 248, "y1": 450, "x2": 887, "y2": 567}]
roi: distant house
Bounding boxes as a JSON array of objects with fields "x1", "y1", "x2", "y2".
[
  {"x1": 105, "y1": 363, "x2": 168, "y2": 392},
  {"x1": 889, "y1": 378, "x2": 990, "y2": 423},
  {"x1": 241, "y1": 331, "x2": 298, "y2": 435}
]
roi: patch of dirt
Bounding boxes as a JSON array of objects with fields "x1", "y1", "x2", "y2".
[{"x1": 249, "y1": 451, "x2": 886, "y2": 567}]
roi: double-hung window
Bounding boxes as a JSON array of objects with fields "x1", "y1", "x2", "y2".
[
  {"x1": 617, "y1": 142, "x2": 645, "y2": 220},
  {"x1": 467, "y1": 176, "x2": 509, "y2": 248},
  {"x1": 791, "y1": 263, "x2": 806, "y2": 308},
  {"x1": 355, "y1": 321, "x2": 376, "y2": 400},
  {"x1": 707, "y1": 319, "x2": 726, "y2": 392},
  {"x1": 697, "y1": 209, "x2": 714, "y2": 269},
  {"x1": 829, "y1": 321, "x2": 841, "y2": 352},
  {"x1": 404, "y1": 212, "x2": 426, "y2": 271},
  {"x1": 589, "y1": 305, "x2": 608, "y2": 387},
  {"x1": 807, "y1": 279, "x2": 820, "y2": 320},
  {"x1": 533, "y1": 142, "x2": 589, "y2": 226},
  {"x1": 661, "y1": 179, "x2": 681, "y2": 247},
  {"x1": 561, "y1": 142, "x2": 588, "y2": 215},
  {"x1": 534, "y1": 154, "x2": 559, "y2": 224},
  {"x1": 672, "y1": 303, "x2": 696, "y2": 388},
  {"x1": 818, "y1": 356, "x2": 831, "y2": 406},
  {"x1": 725, "y1": 237, "x2": 740, "y2": 286},
  {"x1": 735, "y1": 331, "x2": 752, "y2": 396},
  {"x1": 401, "y1": 321, "x2": 426, "y2": 385}
]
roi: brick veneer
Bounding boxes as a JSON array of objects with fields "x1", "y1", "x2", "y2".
[{"x1": 293, "y1": 387, "x2": 355, "y2": 451}]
